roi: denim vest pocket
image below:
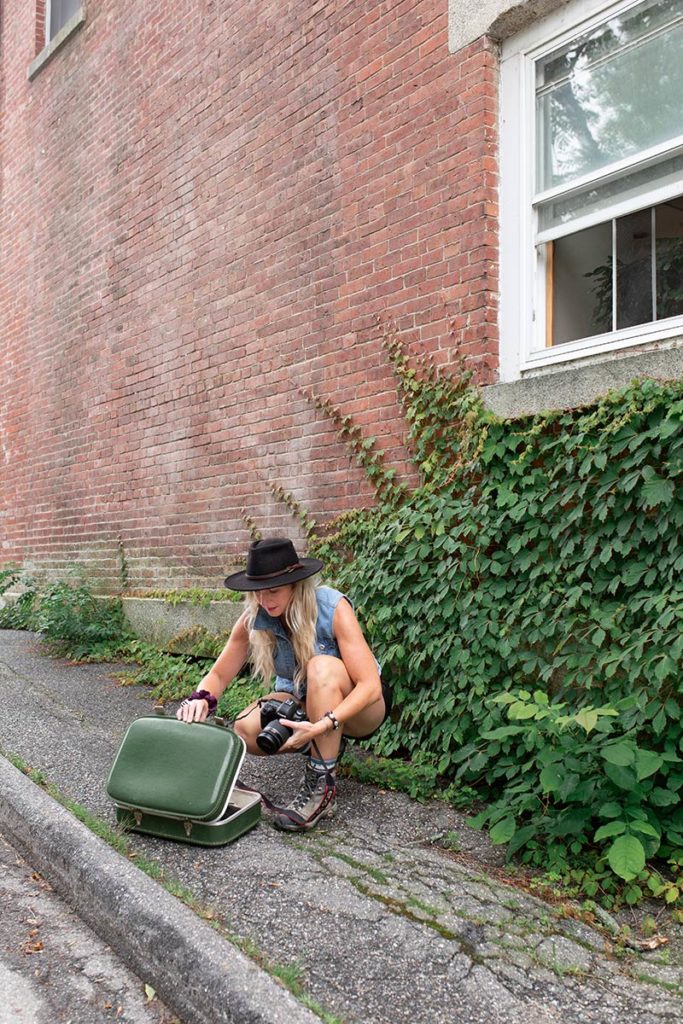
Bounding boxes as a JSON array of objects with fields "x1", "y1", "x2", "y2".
[{"x1": 314, "y1": 636, "x2": 341, "y2": 658}]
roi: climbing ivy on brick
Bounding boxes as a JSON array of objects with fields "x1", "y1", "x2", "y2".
[{"x1": 311, "y1": 337, "x2": 683, "y2": 906}]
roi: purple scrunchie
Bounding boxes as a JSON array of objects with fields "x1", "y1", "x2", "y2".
[{"x1": 180, "y1": 689, "x2": 217, "y2": 715}]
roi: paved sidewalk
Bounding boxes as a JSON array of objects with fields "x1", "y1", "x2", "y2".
[
  {"x1": 0, "y1": 629, "x2": 682, "y2": 1024},
  {"x1": 0, "y1": 829, "x2": 178, "y2": 1024}
]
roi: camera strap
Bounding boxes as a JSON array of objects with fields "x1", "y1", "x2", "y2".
[{"x1": 236, "y1": 741, "x2": 334, "y2": 817}]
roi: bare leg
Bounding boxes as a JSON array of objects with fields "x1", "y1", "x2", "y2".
[
  {"x1": 304, "y1": 656, "x2": 385, "y2": 759},
  {"x1": 271, "y1": 657, "x2": 385, "y2": 833}
]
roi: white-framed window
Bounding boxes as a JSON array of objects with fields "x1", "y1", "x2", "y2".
[
  {"x1": 500, "y1": 0, "x2": 683, "y2": 380},
  {"x1": 46, "y1": 0, "x2": 81, "y2": 43}
]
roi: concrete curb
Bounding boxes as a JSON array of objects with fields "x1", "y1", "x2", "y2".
[{"x1": 0, "y1": 755, "x2": 321, "y2": 1024}]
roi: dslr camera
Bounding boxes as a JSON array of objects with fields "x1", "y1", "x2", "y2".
[{"x1": 256, "y1": 698, "x2": 307, "y2": 754}]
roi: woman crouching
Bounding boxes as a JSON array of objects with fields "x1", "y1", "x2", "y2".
[{"x1": 176, "y1": 537, "x2": 390, "y2": 832}]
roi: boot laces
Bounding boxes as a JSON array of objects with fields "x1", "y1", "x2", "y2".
[{"x1": 290, "y1": 765, "x2": 328, "y2": 812}]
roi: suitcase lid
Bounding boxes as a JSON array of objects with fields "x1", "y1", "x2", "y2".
[{"x1": 106, "y1": 714, "x2": 247, "y2": 822}]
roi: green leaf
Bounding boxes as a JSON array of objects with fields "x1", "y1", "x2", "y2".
[
  {"x1": 481, "y1": 726, "x2": 524, "y2": 740},
  {"x1": 652, "y1": 707, "x2": 667, "y2": 734},
  {"x1": 628, "y1": 820, "x2": 659, "y2": 839},
  {"x1": 491, "y1": 692, "x2": 517, "y2": 706},
  {"x1": 634, "y1": 748, "x2": 663, "y2": 781},
  {"x1": 604, "y1": 761, "x2": 638, "y2": 790},
  {"x1": 594, "y1": 820, "x2": 626, "y2": 841},
  {"x1": 624, "y1": 883, "x2": 643, "y2": 906},
  {"x1": 489, "y1": 816, "x2": 516, "y2": 845},
  {"x1": 649, "y1": 787, "x2": 678, "y2": 807},
  {"x1": 602, "y1": 742, "x2": 636, "y2": 767},
  {"x1": 506, "y1": 824, "x2": 537, "y2": 857},
  {"x1": 574, "y1": 707, "x2": 599, "y2": 734},
  {"x1": 591, "y1": 628, "x2": 606, "y2": 647},
  {"x1": 641, "y1": 474, "x2": 675, "y2": 508},
  {"x1": 467, "y1": 809, "x2": 488, "y2": 831},
  {"x1": 598, "y1": 802, "x2": 623, "y2": 819},
  {"x1": 654, "y1": 655, "x2": 677, "y2": 683},
  {"x1": 607, "y1": 834, "x2": 646, "y2": 881},
  {"x1": 508, "y1": 702, "x2": 538, "y2": 720},
  {"x1": 660, "y1": 415, "x2": 681, "y2": 439},
  {"x1": 540, "y1": 765, "x2": 563, "y2": 793}
]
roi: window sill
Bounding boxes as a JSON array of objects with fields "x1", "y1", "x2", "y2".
[
  {"x1": 483, "y1": 344, "x2": 683, "y2": 418},
  {"x1": 521, "y1": 318, "x2": 683, "y2": 375},
  {"x1": 28, "y1": 7, "x2": 86, "y2": 81}
]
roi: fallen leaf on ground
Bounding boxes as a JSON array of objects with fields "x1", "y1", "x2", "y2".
[
  {"x1": 21, "y1": 939, "x2": 44, "y2": 954},
  {"x1": 628, "y1": 934, "x2": 669, "y2": 951}
]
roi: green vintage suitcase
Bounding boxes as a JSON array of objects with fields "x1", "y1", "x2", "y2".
[{"x1": 106, "y1": 712, "x2": 261, "y2": 846}]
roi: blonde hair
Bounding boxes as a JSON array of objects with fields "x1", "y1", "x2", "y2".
[{"x1": 245, "y1": 577, "x2": 319, "y2": 687}]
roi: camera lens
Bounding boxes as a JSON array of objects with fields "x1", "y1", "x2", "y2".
[{"x1": 256, "y1": 720, "x2": 292, "y2": 754}]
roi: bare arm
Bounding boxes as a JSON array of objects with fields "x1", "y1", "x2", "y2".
[
  {"x1": 329, "y1": 598, "x2": 382, "y2": 727},
  {"x1": 277, "y1": 598, "x2": 383, "y2": 750},
  {"x1": 176, "y1": 610, "x2": 250, "y2": 722}
]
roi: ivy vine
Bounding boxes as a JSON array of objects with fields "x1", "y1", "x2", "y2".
[{"x1": 298, "y1": 330, "x2": 682, "y2": 908}]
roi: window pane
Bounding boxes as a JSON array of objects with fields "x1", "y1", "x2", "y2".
[
  {"x1": 49, "y1": 0, "x2": 80, "y2": 40},
  {"x1": 537, "y1": 151, "x2": 683, "y2": 233},
  {"x1": 546, "y1": 197, "x2": 683, "y2": 347},
  {"x1": 549, "y1": 222, "x2": 613, "y2": 345},
  {"x1": 656, "y1": 201, "x2": 683, "y2": 321},
  {"x1": 616, "y1": 209, "x2": 653, "y2": 330},
  {"x1": 536, "y1": 0, "x2": 683, "y2": 190}
]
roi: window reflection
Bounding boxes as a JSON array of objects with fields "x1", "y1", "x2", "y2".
[
  {"x1": 536, "y1": 0, "x2": 683, "y2": 190},
  {"x1": 48, "y1": 0, "x2": 81, "y2": 41},
  {"x1": 547, "y1": 224, "x2": 612, "y2": 345},
  {"x1": 616, "y1": 209, "x2": 652, "y2": 330}
]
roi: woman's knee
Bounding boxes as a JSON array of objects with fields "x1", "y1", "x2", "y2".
[
  {"x1": 307, "y1": 655, "x2": 343, "y2": 687},
  {"x1": 306, "y1": 656, "x2": 351, "y2": 700}
]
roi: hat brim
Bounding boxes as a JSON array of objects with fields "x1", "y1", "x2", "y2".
[{"x1": 224, "y1": 558, "x2": 324, "y2": 592}]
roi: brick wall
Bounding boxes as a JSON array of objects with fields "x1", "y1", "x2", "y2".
[{"x1": 0, "y1": 0, "x2": 499, "y2": 591}]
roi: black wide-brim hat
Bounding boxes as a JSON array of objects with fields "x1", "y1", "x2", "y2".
[{"x1": 224, "y1": 538, "x2": 324, "y2": 592}]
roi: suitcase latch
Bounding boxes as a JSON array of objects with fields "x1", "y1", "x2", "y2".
[{"x1": 183, "y1": 820, "x2": 193, "y2": 837}]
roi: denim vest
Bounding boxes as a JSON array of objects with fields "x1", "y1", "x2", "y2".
[{"x1": 252, "y1": 586, "x2": 346, "y2": 700}]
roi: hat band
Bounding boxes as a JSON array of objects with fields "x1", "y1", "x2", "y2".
[{"x1": 244, "y1": 562, "x2": 304, "y2": 581}]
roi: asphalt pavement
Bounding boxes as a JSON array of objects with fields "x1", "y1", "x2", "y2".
[
  {"x1": 0, "y1": 829, "x2": 179, "y2": 1024},
  {"x1": 0, "y1": 628, "x2": 682, "y2": 1024}
]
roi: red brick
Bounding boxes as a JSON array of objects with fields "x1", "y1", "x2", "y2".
[{"x1": 0, "y1": 0, "x2": 499, "y2": 589}]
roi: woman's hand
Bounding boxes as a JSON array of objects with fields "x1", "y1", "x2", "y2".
[
  {"x1": 279, "y1": 717, "x2": 330, "y2": 752},
  {"x1": 176, "y1": 698, "x2": 210, "y2": 723}
]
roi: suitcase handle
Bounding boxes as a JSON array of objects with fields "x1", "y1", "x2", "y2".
[{"x1": 152, "y1": 704, "x2": 229, "y2": 728}]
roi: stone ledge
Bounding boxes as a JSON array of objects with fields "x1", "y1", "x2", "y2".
[
  {"x1": 121, "y1": 597, "x2": 242, "y2": 652},
  {"x1": 482, "y1": 346, "x2": 683, "y2": 418},
  {"x1": 448, "y1": 0, "x2": 567, "y2": 53}
]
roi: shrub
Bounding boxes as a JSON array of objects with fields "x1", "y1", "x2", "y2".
[
  {"x1": 0, "y1": 567, "x2": 39, "y2": 630},
  {"x1": 34, "y1": 571, "x2": 134, "y2": 660},
  {"x1": 0, "y1": 566, "x2": 262, "y2": 712}
]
